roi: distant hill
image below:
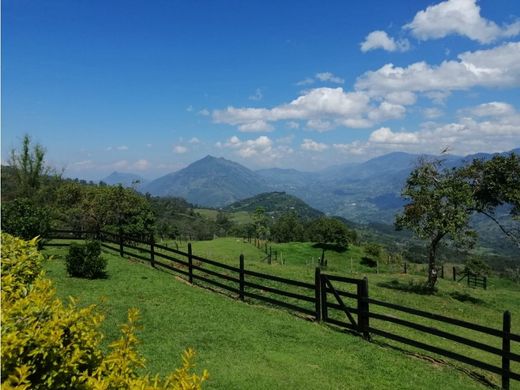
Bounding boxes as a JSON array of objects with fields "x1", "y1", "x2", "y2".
[
  {"x1": 143, "y1": 155, "x2": 269, "y2": 207},
  {"x1": 224, "y1": 191, "x2": 324, "y2": 220},
  {"x1": 101, "y1": 171, "x2": 148, "y2": 190}
]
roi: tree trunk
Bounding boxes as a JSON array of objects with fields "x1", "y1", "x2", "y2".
[{"x1": 426, "y1": 234, "x2": 443, "y2": 291}]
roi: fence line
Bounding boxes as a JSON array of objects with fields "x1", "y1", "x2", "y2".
[{"x1": 43, "y1": 230, "x2": 518, "y2": 389}]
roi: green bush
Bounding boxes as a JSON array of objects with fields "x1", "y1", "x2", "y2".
[
  {"x1": 66, "y1": 241, "x2": 107, "y2": 279},
  {"x1": 1, "y1": 233, "x2": 208, "y2": 389},
  {"x1": 1, "y1": 198, "x2": 50, "y2": 242}
]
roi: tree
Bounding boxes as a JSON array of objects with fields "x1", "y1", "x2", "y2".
[
  {"x1": 252, "y1": 207, "x2": 269, "y2": 239},
  {"x1": 307, "y1": 217, "x2": 351, "y2": 266},
  {"x1": 8, "y1": 134, "x2": 52, "y2": 198},
  {"x1": 270, "y1": 211, "x2": 305, "y2": 242},
  {"x1": 395, "y1": 159, "x2": 475, "y2": 291},
  {"x1": 463, "y1": 153, "x2": 520, "y2": 248}
]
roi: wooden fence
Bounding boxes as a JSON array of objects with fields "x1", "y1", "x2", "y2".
[{"x1": 44, "y1": 230, "x2": 518, "y2": 389}]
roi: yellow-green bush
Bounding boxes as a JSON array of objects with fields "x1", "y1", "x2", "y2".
[{"x1": 1, "y1": 233, "x2": 208, "y2": 389}]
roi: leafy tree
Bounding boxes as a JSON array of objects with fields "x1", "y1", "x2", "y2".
[
  {"x1": 364, "y1": 242, "x2": 382, "y2": 260},
  {"x1": 252, "y1": 207, "x2": 269, "y2": 239},
  {"x1": 396, "y1": 159, "x2": 475, "y2": 291},
  {"x1": 463, "y1": 153, "x2": 520, "y2": 248},
  {"x1": 270, "y1": 211, "x2": 305, "y2": 242},
  {"x1": 307, "y1": 217, "x2": 351, "y2": 266},
  {"x1": 215, "y1": 211, "x2": 233, "y2": 236}
]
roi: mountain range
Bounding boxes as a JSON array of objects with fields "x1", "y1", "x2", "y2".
[{"x1": 103, "y1": 148, "x2": 519, "y2": 225}]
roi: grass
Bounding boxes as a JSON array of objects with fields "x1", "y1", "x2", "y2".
[
  {"x1": 43, "y1": 245, "x2": 490, "y2": 389},
  {"x1": 143, "y1": 237, "x2": 520, "y2": 386}
]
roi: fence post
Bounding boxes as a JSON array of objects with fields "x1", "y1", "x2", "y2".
[
  {"x1": 314, "y1": 267, "x2": 321, "y2": 321},
  {"x1": 467, "y1": 272, "x2": 470, "y2": 287},
  {"x1": 484, "y1": 276, "x2": 487, "y2": 290},
  {"x1": 119, "y1": 228, "x2": 124, "y2": 257},
  {"x1": 404, "y1": 262, "x2": 407, "y2": 274},
  {"x1": 239, "y1": 254, "x2": 245, "y2": 301},
  {"x1": 441, "y1": 265, "x2": 444, "y2": 279},
  {"x1": 150, "y1": 233, "x2": 155, "y2": 267},
  {"x1": 188, "y1": 243, "x2": 193, "y2": 284},
  {"x1": 358, "y1": 277, "x2": 370, "y2": 340},
  {"x1": 502, "y1": 311, "x2": 511, "y2": 390},
  {"x1": 453, "y1": 266, "x2": 456, "y2": 281},
  {"x1": 320, "y1": 274, "x2": 328, "y2": 321},
  {"x1": 268, "y1": 247, "x2": 272, "y2": 265}
]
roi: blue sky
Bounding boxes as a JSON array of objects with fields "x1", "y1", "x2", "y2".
[{"x1": 2, "y1": 0, "x2": 520, "y2": 180}]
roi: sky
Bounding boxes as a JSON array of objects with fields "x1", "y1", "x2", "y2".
[{"x1": 2, "y1": 0, "x2": 520, "y2": 180}]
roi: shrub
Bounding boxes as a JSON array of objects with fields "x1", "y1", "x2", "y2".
[
  {"x1": 1, "y1": 198, "x2": 50, "y2": 242},
  {"x1": 360, "y1": 256, "x2": 377, "y2": 268},
  {"x1": 66, "y1": 240, "x2": 107, "y2": 279},
  {"x1": 1, "y1": 233, "x2": 209, "y2": 389}
]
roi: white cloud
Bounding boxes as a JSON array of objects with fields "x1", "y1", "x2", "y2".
[
  {"x1": 334, "y1": 102, "x2": 520, "y2": 157},
  {"x1": 248, "y1": 88, "x2": 263, "y2": 101},
  {"x1": 287, "y1": 121, "x2": 300, "y2": 129},
  {"x1": 369, "y1": 127, "x2": 419, "y2": 144},
  {"x1": 360, "y1": 30, "x2": 410, "y2": 52},
  {"x1": 116, "y1": 145, "x2": 128, "y2": 151},
  {"x1": 296, "y1": 77, "x2": 314, "y2": 86},
  {"x1": 405, "y1": 0, "x2": 520, "y2": 44},
  {"x1": 189, "y1": 137, "x2": 200, "y2": 144},
  {"x1": 356, "y1": 42, "x2": 520, "y2": 96},
  {"x1": 423, "y1": 107, "x2": 444, "y2": 119},
  {"x1": 315, "y1": 72, "x2": 344, "y2": 84},
  {"x1": 219, "y1": 135, "x2": 293, "y2": 162},
  {"x1": 186, "y1": 105, "x2": 194, "y2": 112},
  {"x1": 213, "y1": 87, "x2": 382, "y2": 131},
  {"x1": 133, "y1": 159, "x2": 151, "y2": 171},
  {"x1": 466, "y1": 101, "x2": 516, "y2": 117},
  {"x1": 198, "y1": 108, "x2": 210, "y2": 116},
  {"x1": 301, "y1": 138, "x2": 329, "y2": 152},
  {"x1": 238, "y1": 120, "x2": 274, "y2": 132},
  {"x1": 173, "y1": 145, "x2": 188, "y2": 154}
]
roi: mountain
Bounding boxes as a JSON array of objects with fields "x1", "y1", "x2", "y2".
[
  {"x1": 255, "y1": 168, "x2": 318, "y2": 189},
  {"x1": 143, "y1": 155, "x2": 270, "y2": 207},
  {"x1": 224, "y1": 191, "x2": 324, "y2": 220},
  {"x1": 101, "y1": 172, "x2": 147, "y2": 189}
]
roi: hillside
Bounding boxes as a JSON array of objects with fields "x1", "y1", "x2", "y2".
[
  {"x1": 143, "y1": 156, "x2": 269, "y2": 207},
  {"x1": 101, "y1": 171, "x2": 148, "y2": 189},
  {"x1": 224, "y1": 191, "x2": 324, "y2": 220}
]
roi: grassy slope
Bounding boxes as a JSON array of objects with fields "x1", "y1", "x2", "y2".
[
  {"x1": 155, "y1": 238, "x2": 520, "y2": 386},
  {"x1": 44, "y1": 247, "x2": 485, "y2": 390}
]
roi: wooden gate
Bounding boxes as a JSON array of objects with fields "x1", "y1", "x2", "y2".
[{"x1": 319, "y1": 272, "x2": 370, "y2": 339}]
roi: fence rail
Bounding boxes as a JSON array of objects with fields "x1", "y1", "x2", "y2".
[{"x1": 43, "y1": 230, "x2": 518, "y2": 389}]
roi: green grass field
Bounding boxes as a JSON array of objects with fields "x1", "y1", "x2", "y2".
[{"x1": 42, "y1": 244, "x2": 498, "y2": 389}]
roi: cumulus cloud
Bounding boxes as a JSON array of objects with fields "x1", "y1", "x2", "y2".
[
  {"x1": 220, "y1": 135, "x2": 293, "y2": 162},
  {"x1": 198, "y1": 108, "x2": 210, "y2": 116},
  {"x1": 405, "y1": 0, "x2": 520, "y2": 44},
  {"x1": 189, "y1": 137, "x2": 200, "y2": 144},
  {"x1": 213, "y1": 87, "x2": 404, "y2": 132},
  {"x1": 360, "y1": 30, "x2": 410, "y2": 52},
  {"x1": 334, "y1": 101, "x2": 520, "y2": 157},
  {"x1": 133, "y1": 159, "x2": 151, "y2": 171},
  {"x1": 116, "y1": 145, "x2": 129, "y2": 151},
  {"x1": 301, "y1": 138, "x2": 329, "y2": 152},
  {"x1": 173, "y1": 145, "x2": 188, "y2": 154},
  {"x1": 296, "y1": 77, "x2": 315, "y2": 86},
  {"x1": 423, "y1": 107, "x2": 444, "y2": 119},
  {"x1": 356, "y1": 42, "x2": 520, "y2": 97}
]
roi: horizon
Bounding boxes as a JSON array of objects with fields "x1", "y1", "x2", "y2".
[{"x1": 3, "y1": 0, "x2": 520, "y2": 180}]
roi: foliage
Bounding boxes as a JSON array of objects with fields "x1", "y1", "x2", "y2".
[
  {"x1": 364, "y1": 242, "x2": 382, "y2": 259},
  {"x1": 1, "y1": 233, "x2": 208, "y2": 389},
  {"x1": 66, "y1": 241, "x2": 107, "y2": 279},
  {"x1": 307, "y1": 217, "x2": 351, "y2": 248},
  {"x1": 270, "y1": 211, "x2": 305, "y2": 243},
  {"x1": 8, "y1": 134, "x2": 51, "y2": 198},
  {"x1": 464, "y1": 258, "x2": 491, "y2": 276},
  {"x1": 395, "y1": 159, "x2": 476, "y2": 290},
  {"x1": 252, "y1": 207, "x2": 270, "y2": 239},
  {"x1": 463, "y1": 153, "x2": 520, "y2": 247},
  {"x1": 1, "y1": 198, "x2": 51, "y2": 242}
]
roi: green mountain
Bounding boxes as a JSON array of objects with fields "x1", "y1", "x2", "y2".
[
  {"x1": 224, "y1": 191, "x2": 324, "y2": 220},
  {"x1": 143, "y1": 155, "x2": 269, "y2": 207}
]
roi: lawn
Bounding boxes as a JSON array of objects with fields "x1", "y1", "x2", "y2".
[{"x1": 43, "y1": 245, "x2": 490, "y2": 389}]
